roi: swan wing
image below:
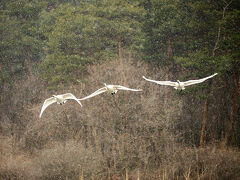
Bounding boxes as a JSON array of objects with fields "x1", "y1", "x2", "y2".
[
  {"x1": 78, "y1": 87, "x2": 107, "y2": 100},
  {"x1": 114, "y1": 85, "x2": 142, "y2": 91},
  {"x1": 62, "y1": 93, "x2": 82, "y2": 107},
  {"x1": 143, "y1": 76, "x2": 177, "y2": 87},
  {"x1": 39, "y1": 97, "x2": 56, "y2": 118},
  {"x1": 183, "y1": 73, "x2": 218, "y2": 86}
]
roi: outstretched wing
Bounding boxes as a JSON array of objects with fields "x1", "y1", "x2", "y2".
[
  {"x1": 115, "y1": 85, "x2": 142, "y2": 91},
  {"x1": 39, "y1": 97, "x2": 56, "y2": 118},
  {"x1": 62, "y1": 93, "x2": 82, "y2": 107},
  {"x1": 143, "y1": 76, "x2": 177, "y2": 87},
  {"x1": 183, "y1": 73, "x2": 218, "y2": 86},
  {"x1": 78, "y1": 87, "x2": 107, "y2": 100}
]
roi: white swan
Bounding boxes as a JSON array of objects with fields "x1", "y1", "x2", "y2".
[
  {"x1": 143, "y1": 73, "x2": 218, "y2": 90},
  {"x1": 39, "y1": 93, "x2": 82, "y2": 118},
  {"x1": 79, "y1": 83, "x2": 142, "y2": 100}
]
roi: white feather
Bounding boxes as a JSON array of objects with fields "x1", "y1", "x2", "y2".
[
  {"x1": 79, "y1": 84, "x2": 142, "y2": 100},
  {"x1": 143, "y1": 73, "x2": 218, "y2": 90},
  {"x1": 39, "y1": 93, "x2": 82, "y2": 118}
]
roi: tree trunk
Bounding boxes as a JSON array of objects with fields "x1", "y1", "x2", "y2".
[
  {"x1": 227, "y1": 61, "x2": 239, "y2": 145},
  {"x1": 26, "y1": 49, "x2": 33, "y2": 76},
  {"x1": 118, "y1": 36, "x2": 122, "y2": 59},
  {"x1": 137, "y1": 169, "x2": 140, "y2": 180},
  {"x1": 199, "y1": 1, "x2": 232, "y2": 147},
  {"x1": 167, "y1": 38, "x2": 172, "y2": 59},
  {"x1": 117, "y1": 36, "x2": 126, "y2": 84},
  {"x1": 79, "y1": 169, "x2": 84, "y2": 180},
  {"x1": 199, "y1": 100, "x2": 208, "y2": 147},
  {"x1": 227, "y1": 91, "x2": 238, "y2": 145},
  {"x1": 164, "y1": 38, "x2": 172, "y2": 109},
  {"x1": 125, "y1": 168, "x2": 129, "y2": 180}
]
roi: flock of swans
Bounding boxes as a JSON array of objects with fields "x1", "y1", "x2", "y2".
[{"x1": 39, "y1": 73, "x2": 218, "y2": 118}]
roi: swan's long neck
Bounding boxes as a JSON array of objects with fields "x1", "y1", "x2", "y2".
[
  {"x1": 52, "y1": 95, "x2": 57, "y2": 98},
  {"x1": 104, "y1": 83, "x2": 110, "y2": 91},
  {"x1": 177, "y1": 80, "x2": 181, "y2": 85},
  {"x1": 176, "y1": 80, "x2": 181, "y2": 89},
  {"x1": 176, "y1": 80, "x2": 185, "y2": 90}
]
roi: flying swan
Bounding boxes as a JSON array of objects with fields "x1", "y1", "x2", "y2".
[
  {"x1": 39, "y1": 93, "x2": 82, "y2": 118},
  {"x1": 79, "y1": 83, "x2": 142, "y2": 100},
  {"x1": 142, "y1": 73, "x2": 218, "y2": 90}
]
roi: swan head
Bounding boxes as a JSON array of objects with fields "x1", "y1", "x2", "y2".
[
  {"x1": 177, "y1": 80, "x2": 181, "y2": 84},
  {"x1": 52, "y1": 95, "x2": 57, "y2": 97}
]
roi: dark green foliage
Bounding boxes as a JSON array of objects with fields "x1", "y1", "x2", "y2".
[
  {"x1": 40, "y1": 1, "x2": 145, "y2": 88},
  {"x1": 142, "y1": 0, "x2": 191, "y2": 64},
  {"x1": 0, "y1": 0, "x2": 46, "y2": 87},
  {"x1": 142, "y1": 0, "x2": 239, "y2": 91}
]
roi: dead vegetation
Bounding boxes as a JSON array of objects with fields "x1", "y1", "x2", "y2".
[{"x1": 0, "y1": 57, "x2": 240, "y2": 179}]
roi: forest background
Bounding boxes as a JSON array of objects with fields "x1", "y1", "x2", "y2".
[{"x1": 0, "y1": 0, "x2": 240, "y2": 179}]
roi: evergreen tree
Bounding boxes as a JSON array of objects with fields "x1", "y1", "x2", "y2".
[
  {"x1": 142, "y1": 0, "x2": 189, "y2": 65},
  {"x1": 142, "y1": 0, "x2": 240, "y2": 146},
  {"x1": 40, "y1": 0, "x2": 145, "y2": 89},
  {"x1": 0, "y1": 0, "x2": 46, "y2": 87}
]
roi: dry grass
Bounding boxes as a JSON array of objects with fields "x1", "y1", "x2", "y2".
[
  {"x1": 30, "y1": 140, "x2": 103, "y2": 179},
  {"x1": 0, "y1": 136, "x2": 31, "y2": 180}
]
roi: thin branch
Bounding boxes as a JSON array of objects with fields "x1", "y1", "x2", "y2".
[{"x1": 212, "y1": 0, "x2": 232, "y2": 56}]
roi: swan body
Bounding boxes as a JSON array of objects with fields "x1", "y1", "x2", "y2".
[
  {"x1": 39, "y1": 93, "x2": 82, "y2": 118},
  {"x1": 143, "y1": 73, "x2": 218, "y2": 90},
  {"x1": 79, "y1": 83, "x2": 142, "y2": 100}
]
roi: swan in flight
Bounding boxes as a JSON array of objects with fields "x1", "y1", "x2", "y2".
[
  {"x1": 79, "y1": 83, "x2": 142, "y2": 100},
  {"x1": 143, "y1": 73, "x2": 217, "y2": 90},
  {"x1": 39, "y1": 93, "x2": 82, "y2": 118}
]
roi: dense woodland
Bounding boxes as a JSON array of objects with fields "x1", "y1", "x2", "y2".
[{"x1": 0, "y1": 0, "x2": 240, "y2": 179}]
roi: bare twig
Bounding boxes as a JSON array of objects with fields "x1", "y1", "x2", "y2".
[{"x1": 212, "y1": 0, "x2": 232, "y2": 56}]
